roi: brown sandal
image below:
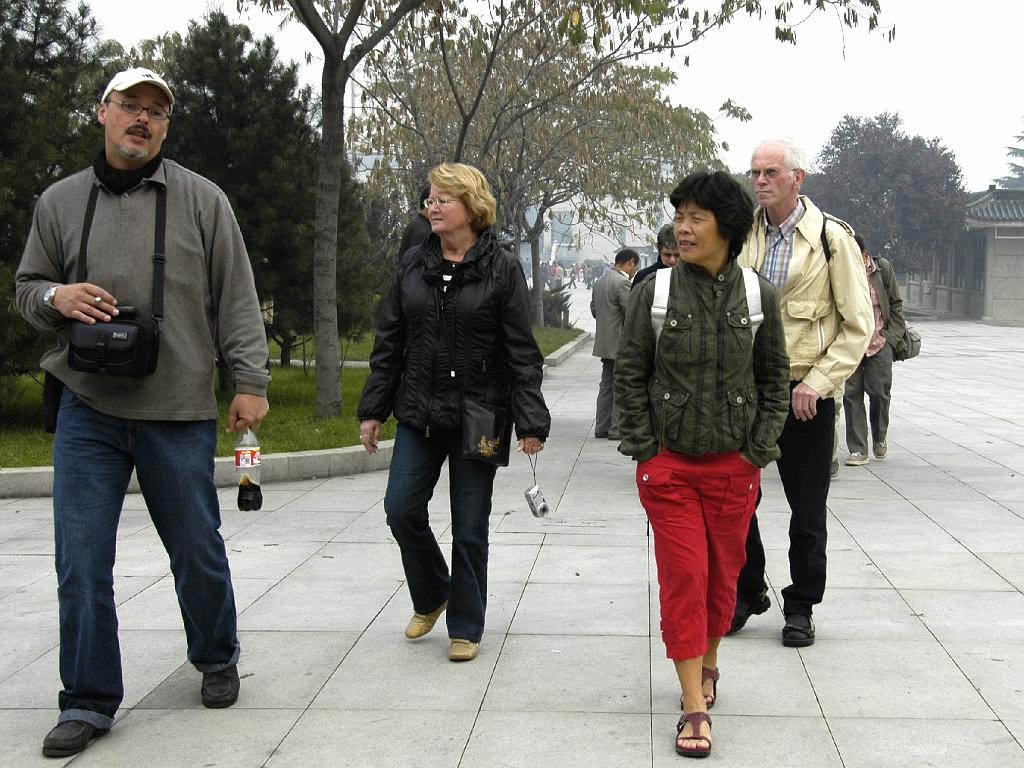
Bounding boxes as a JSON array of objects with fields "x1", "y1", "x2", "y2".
[
  {"x1": 679, "y1": 667, "x2": 720, "y2": 711},
  {"x1": 675, "y1": 711, "x2": 712, "y2": 758}
]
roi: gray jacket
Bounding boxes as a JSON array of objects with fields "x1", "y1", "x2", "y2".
[
  {"x1": 14, "y1": 159, "x2": 269, "y2": 420},
  {"x1": 590, "y1": 267, "x2": 631, "y2": 359}
]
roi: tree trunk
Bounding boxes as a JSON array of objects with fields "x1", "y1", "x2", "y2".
[
  {"x1": 216, "y1": 357, "x2": 232, "y2": 393},
  {"x1": 312, "y1": 61, "x2": 345, "y2": 418},
  {"x1": 529, "y1": 234, "x2": 543, "y2": 326},
  {"x1": 279, "y1": 332, "x2": 293, "y2": 368}
]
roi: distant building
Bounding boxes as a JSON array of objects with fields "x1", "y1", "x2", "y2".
[{"x1": 905, "y1": 186, "x2": 1024, "y2": 326}]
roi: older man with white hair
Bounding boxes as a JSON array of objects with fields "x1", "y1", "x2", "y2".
[{"x1": 729, "y1": 138, "x2": 872, "y2": 648}]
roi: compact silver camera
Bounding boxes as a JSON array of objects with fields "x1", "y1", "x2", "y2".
[{"x1": 524, "y1": 483, "x2": 549, "y2": 518}]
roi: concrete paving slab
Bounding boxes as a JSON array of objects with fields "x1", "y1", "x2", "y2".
[
  {"x1": 804, "y1": 639, "x2": 987, "y2": 719},
  {"x1": 510, "y1": 582, "x2": 649, "y2": 636},
  {"x1": 463, "y1": 711, "x2": 652, "y2": 768},
  {"x1": 64, "y1": 709, "x2": 303, "y2": 767},
  {"x1": 267, "y1": 709, "x2": 475, "y2": 768},
  {"x1": 528, "y1": 543, "x2": 649, "y2": 585},
  {"x1": 485, "y1": 634, "x2": 650, "y2": 713},
  {"x1": 138, "y1": 630, "x2": 359, "y2": 710},
  {"x1": 829, "y1": 716, "x2": 1024, "y2": 768}
]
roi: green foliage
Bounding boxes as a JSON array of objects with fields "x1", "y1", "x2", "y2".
[
  {"x1": 805, "y1": 112, "x2": 966, "y2": 274},
  {"x1": 0, "y1": 0, "x2": 109, "y2": 374},
  {"x1": 997, "y1": 121, "x2": 1024, "y2": 190},
  {"x1": 542, "y1": 285, "x2": 573, "y2": 327}
]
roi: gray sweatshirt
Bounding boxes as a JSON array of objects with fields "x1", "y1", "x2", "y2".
[{"x1": 15, "y1": 159, "x2": 270, "y2": 421}]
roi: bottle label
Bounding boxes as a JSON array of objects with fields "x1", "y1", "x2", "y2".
[{"x1": 235, "y1": 447, "x2": 261, "y2": 468}]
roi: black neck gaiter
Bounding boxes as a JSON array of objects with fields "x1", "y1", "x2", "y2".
[{"x1": 93, "y1": 149, "x2": 163, "y2": 195}]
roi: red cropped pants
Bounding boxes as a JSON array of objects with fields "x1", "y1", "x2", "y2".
[{"x1": 637, "y1": 448, "x2": 760, "y2": 660}]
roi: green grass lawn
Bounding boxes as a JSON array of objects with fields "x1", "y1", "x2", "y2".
[{"x1": 0, "y1": 326, "x2": 583, "y2": 468}]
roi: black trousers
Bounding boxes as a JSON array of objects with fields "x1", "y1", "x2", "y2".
[{"x1": 736, "y1": 388, "x2": 835, "y2": 617}]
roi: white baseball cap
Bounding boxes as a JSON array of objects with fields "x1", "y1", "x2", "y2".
[{"x1": 101, "y1": 67, "x2": 174, "y2": 106}]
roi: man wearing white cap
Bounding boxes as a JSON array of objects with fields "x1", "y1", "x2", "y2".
[{"x1": 14, "y1": 67, "x2": 270, "y2": 758}]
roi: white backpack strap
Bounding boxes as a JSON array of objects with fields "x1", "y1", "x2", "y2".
[
  {"x1": 651, "y1": 266, "x2": 672, "y2": 350},
  {"x1": 741, "y1": 267, "x2": 764, "y2": 342}
]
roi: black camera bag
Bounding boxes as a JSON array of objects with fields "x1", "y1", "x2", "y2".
[{"x1": 67, "y1": 184, "x2": 165, "y2": 378}]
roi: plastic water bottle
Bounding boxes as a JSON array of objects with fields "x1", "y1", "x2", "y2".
[{"x1": 235, "y1": 428, "x2": 263, "y2": 511}]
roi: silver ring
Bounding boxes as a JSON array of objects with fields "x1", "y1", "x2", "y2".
[{"x1": 93, "y1": 296, "x2": 102, "y2": 304}]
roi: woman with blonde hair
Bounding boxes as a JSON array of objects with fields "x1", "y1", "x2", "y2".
[{"x1": 358, "y1": 163, "x2": 550, "y2": 662}]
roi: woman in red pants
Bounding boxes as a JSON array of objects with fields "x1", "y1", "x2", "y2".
[{"x1": 615, "y1": 170, "x2": 790, "y2": 758}]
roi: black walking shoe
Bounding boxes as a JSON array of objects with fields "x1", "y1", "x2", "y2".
[
  {"x1": 782, "y1": 614, "x2": 815, "y2": 647},
  {"x1": 727, "y1": 593, "x2": 771, "y2": 635},
  {"x1": 201, "y1": 664, "x2": 240, "y2": 708},
  {"x1": 42, "y1": 720, "x2": 105, "y2": 757}
]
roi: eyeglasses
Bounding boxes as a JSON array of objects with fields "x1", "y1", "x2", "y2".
[
  {"x1": 424, "y1": 196, "x2": 457, "y2": 208},
  {"x1": 748, "y1": 168, "x2": 794, "y2": 180},
  {"x1": 107, "y1": 99, "x2": 170, "y2": 121}
]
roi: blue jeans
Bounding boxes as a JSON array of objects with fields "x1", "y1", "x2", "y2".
[
  {"x1": 52, "y1": 389, "x2": 239, "y2": 729},
  {"x1": 384, "y1": 422, "x2": 498, "y2": 643}
]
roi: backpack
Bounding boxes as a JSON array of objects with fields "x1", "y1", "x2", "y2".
[{"x1": 651, "y1": 266, "x2": 763, "y2": 350}]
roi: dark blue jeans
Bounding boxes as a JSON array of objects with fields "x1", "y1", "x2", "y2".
[
  {"x1": 385, "y1": 422, "x2": 498, "y2": 643},
  {"x1": 52, "y1": 389, "x2": 239, "y2": 729}
]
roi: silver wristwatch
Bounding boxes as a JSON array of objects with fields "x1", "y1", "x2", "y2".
[{"x1": 42, "y1": 284, "x2": 60, "y2": 307}]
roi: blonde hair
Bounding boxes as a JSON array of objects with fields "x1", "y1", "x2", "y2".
[{"x1": 427, "y1": 163, "x2": 496, "y2": 232}]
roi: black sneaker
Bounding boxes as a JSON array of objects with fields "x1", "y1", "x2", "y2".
[
  {"x1": 201, "y1": 664, "x2": 240, "y2": 708},
  {"x1": 42, "y1": 720, "x2": 105, "y2": 758},
  {"x1": 727, "y1": 592, "x2": 771, "y2": 635}
]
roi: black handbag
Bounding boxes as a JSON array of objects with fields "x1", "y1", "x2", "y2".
[
  {"x1": 437, "y1": 286, "x2": 513, "y2": 466},
  {"x1": 67, "y1": 184, "x2": 166, "y2": 377},
  {"x1": 461, "y1": 395, "x2": 512, "y2": 466}
]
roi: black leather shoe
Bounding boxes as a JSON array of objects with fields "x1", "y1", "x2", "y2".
[
  {"x1": 727, "y1": 593, "x2": 771, "y2": 635},
  {"x1": 42, "y1": 720, "x2": 104, "y2": 757},
  {"x1": 201, "y1": 664, "x2": 240, "y2": 708}
]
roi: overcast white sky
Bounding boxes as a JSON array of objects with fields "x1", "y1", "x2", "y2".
[{"x1": 86, "y1": 0, "x2": 1021, "y2": 192}]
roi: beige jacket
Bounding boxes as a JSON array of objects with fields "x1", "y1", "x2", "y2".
[{"x1": 738, "y1": 196, "x2": 872, "y2": 398}]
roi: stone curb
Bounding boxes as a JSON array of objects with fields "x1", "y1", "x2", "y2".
[{"x1": 0, "y1": 332, "x2": 590, "y2": 499}]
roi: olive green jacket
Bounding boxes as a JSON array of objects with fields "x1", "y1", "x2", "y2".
[{"x1": 614, "y1": 260, "x2": 790, "y2": 467}]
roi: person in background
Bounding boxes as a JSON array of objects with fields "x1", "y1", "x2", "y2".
[
  {"x1": 615, "y1": 170, "x2": 789, "y2": 758},
  {"x1": 590, "y1": 247, "x2": 640, "y2": 439},
  {"x1": 844, "y1": 233, "x2": 906, "y2": 466},
  {"x1": 632, "y1": 223, "x2": 681, "y2": 288},
  {"x1": 357, "y1": 162, "x2": 550, "y2": 663},
  {"x1": 398, "y1": 184, "x2": 432, "y2": 257},
  {"x1": 731, "y1": 138, "x2": 872, "y2": 647},
  {"x1": 14, "y1": 67, "x2": 268, "y2": 758}
]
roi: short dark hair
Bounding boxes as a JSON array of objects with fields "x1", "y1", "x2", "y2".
[
  {"x1": 668, "y1": 170, "x2": 754, "y2": 260},
  {"x1": 656, "y1": 224, "x2": 677, "y2": 252},
  {"x1": 417, "y1": 184, "x2": 431, "y2": 209},
  {"x1": 854, "y1": 233, "x2": 867, "y2": 254},
  {"x1": 614, "y1": 248, "x2": 640, "y2": 265}
]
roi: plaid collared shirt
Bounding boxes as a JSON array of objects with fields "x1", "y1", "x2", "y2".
[{"x1": 762, "y1": 200, "x2": 805, "y2": 289}]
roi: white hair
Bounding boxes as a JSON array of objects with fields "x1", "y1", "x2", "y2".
[{"x1": 753, "y1": 138, "x2": 807, "y2": 172}]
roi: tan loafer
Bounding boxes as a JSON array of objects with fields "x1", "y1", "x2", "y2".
[
  {"x1": 448, "y1": 638, "x2": 479, "y2": 662},
  {"x1": 404, "y1": 600, "x2": 447, "y2": 639}
]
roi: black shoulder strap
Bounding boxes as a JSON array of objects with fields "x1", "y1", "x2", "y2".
[
  {"x1": 820, "y1": 216, "x2": 832, "y2": 263},
  {"x1": 75, "y1": 184, "x2": 167, "y2": 322},
  {"x1": 75, "y1": 185, "x2": 101, "y2": 282},
  {"x1": 152, "y1": 186, "x2": 167, "y2": 321}
]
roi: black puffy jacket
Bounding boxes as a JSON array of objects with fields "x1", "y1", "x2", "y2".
[{"x1": 357, "y1": 231, "x2": 550, "y2": 441}]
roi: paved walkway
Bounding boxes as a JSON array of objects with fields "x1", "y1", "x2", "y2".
[{"x1": 2, "y1": 285, "x2": 1024, "y2": 767}]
